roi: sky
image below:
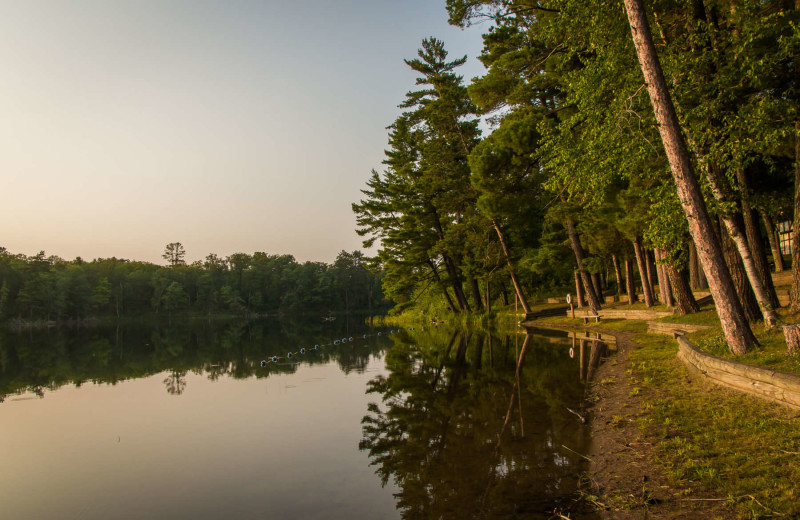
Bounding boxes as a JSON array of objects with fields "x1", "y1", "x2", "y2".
[{"x1": 0, "y1": 0, "x2": 487, "y2": 265}]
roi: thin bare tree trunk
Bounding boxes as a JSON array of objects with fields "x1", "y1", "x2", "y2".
[
  {"x1": 625, "y1": 258, "x2": 638, "y2": 304},
  {"x1": 665, "y1": 261, "x2": 699, "y2": 315},
  {"x1": 633, "y1": 237, "x2": 655, "y2": 307},
  {"x1": 428, "y1": 260, "x2": 458, "y2": 314},
  {"x1": 612, "y1": 254, "x2": 623, "y2": 299},
  {"x1": 492, "y1": 219, "x2": 532, "y2": 314},
  {"x1": 703, "y1": 161, "x2": 779, "y2": 326},
  {"x1": 762, "y1": 213, "x2": 785, "y2": 273},
  {"x1": 575, "y1": 270, "x2": 586, "y2": 308},
  {"x1": 793, "y1": 120, "x2": 800, "y2": 312},
  {"x1": 655, "y1": 248, "x2": 674, "y2": 307},
  {"x1": 591, "y1": 273, "x2": 603, "y2": 303},
  {"x1": 469, "y1": 276, "x2": 484, "y2": 311},
  {"x1": 624, "y1": 0, "x2": 756, "y2": 354},
  {"x1": 646, "y1": 249, "x2": 658, "y2": 298},
  {"x1": 719, "y1": 217, "x2": 762, "y2": 323},
  {"x1": 737, "y1": 168, "x2": 780, "y2": 308},
  {"x1": 564, "y1": 217, "x2": 601, "y2": 313}
]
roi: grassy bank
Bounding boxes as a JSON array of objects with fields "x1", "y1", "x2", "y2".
[
  {"x1": 628, "y1": 330, "x2": 800, "y2": 518},
  {"x1": 520, "y1": 314, "x2": 800, "y2": 518}
]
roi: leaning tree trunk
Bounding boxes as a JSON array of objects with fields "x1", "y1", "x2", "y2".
[
  {"x1": 624, "y1": 0, "x2": 756, "y2": 354},
  {"x1": 665, "y1": 261, "x2": 699, "y2": 315},
  {"x1": 719, "y1": 217, "x2": 762, "y2": 323},
  {"x1": 633, "y1": 237, "x2": 655, "y2": 307},
  {"x1": 612, "y1": 254, "x2": 623, "y2": 300},
  {"x1": 793, "y1": 120, "x2": 800, "y2": 312},
  {"x1": 646, "y1": 249, "x2": 658, "y2": 299},
  {"x1": 469, "y1": 276, "x2": 484, "y2": 311},
  {"x1": 575, "y1": 270, "x2": 587, "y2": 308},
  {"x1": 738, "y1": 167, "x2": 780, "y2": 308},
  {"x1": 625, "y1": 258, "x2": 638, "y2": 304},
  {"x1": 689, "y1": 240, "x2": 708, "y2": 289},
  {"x1": 428, "y1": 260, "x2": 458, "y2": 314},
  {"x1": 655, "y1": 248, "x2": 674, "y2": 307},
  {"x1": 703, "y1": 160, "x2": 779, "y2": 326},
  {"x1": 564, "y1": 217, "x2": 602, "y2": 313},
  {"x1": 492, "y1": 219, "x2": 532, "y2": 314},
  {"x1": 441, "y1": 253, "x2": 470, "y2": 312},
  {"x1": 591, "y1": 273, "x2": 603, "y2": 303},
  {"x1": 762, "y1": 213, "x2": 785, "y2": 273}
]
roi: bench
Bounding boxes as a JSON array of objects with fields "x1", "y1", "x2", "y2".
[{"x1": 581, "y1": 314, "x2": 601, "y2": 324}]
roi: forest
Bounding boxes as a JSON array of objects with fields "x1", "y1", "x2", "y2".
[
  {"x1": 353, "y1": 0, "x2": 799, "y2": 355},
  {"x1": 0, "y1": 244, "x2": 385, "y2": 323}
]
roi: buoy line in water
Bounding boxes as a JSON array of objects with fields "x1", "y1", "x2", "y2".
[{"x1": 258, "y1": 328, "x2": 417, "y2": 368}]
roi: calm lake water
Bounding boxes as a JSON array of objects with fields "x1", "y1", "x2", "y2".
[{"x1": 0, "y1": 318, "x2": 607, "y2": 519}]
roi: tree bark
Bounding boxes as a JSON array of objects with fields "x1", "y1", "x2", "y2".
[
  {"x1": 612, "y1": 254, "x2": 623, "y2": 299},
  {"x1": 665, "y1": 261, "x2": 699, "y2": 315},
  {"x1": 762, "y1": 213, "x2": 785, "y2": 273},
  {"x1": 655, "y1": 248, "x2": 674, "y2": 307},
  {"x1": 646, "y1": 249, "x2": 658, "y2": 298},
  {"x1": 440, "y1": 253, "x2": 470, "y2": 312},
  {"x1": 793, "y1": 120, "x2": 800, "y2": 312},
  {"x1": 737, "y1": 168, "x2": 780, "y2": 308},
  {"x1": 625, "y1": 258, "x2": 638, "y2": 304},
  {"x1": 591, "y1": 272, "x2": 603, "y2": 304},
  {"x1": 564, "y1": 217, "x2": 601, "y2": 313},
  {"x1": 703, "y1": 160, "x2": 779, "y2": 326},
  {"x1": 492, "y1": 219, "x2": 532, "y2": 314},
  {"x1": 719, "y1": 217, "x2": 762, "y2": 323},
  {"x1": 633, "y1": 237, "x2": 655, "y2": 307},
  {"x1": 485, "y1": 281, "x2": 491, "y2": 314},
  {"x1": 469, "y1": 276, "x2": 483, "y2": 311},
  {"x1": 784, "y1": 324, "x2": 800, "y2": 355},
  {"x1": 428, "y1": 260, "x2": 458, "y2": 314},
  {"x1": 575, "y1": 270, "x2": 586, "y2": 308},
  {"x1": 624, "y1": 0, "x2": 756, "y2": 354}
]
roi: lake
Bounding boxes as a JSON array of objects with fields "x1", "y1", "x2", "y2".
[{"x1": 0, "y1": 318, "x2": 606, "y2": 519}]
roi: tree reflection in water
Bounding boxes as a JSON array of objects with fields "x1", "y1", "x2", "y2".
[{"x1": 360, "y1": 328, "x2": 602, "y2": 519}]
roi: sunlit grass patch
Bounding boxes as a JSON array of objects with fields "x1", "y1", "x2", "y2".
[{"x1": 630, "y1": 332, "x2": 800, "y2": 518}]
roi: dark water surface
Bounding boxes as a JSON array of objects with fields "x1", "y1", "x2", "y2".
[{"x1": 0, "y1": 318, "x2": 607, "y2": 519}]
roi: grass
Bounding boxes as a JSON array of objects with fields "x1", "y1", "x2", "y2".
[{"x1": 628, "y1": 332, "x2": 800, "y2": 518}]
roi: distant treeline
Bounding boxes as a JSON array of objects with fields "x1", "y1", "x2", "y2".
[{"x1": 0, "y1": 245, "x2": 386, "y2": 323}]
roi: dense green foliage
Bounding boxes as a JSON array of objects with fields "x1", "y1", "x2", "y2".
[
  {"x1": 0, "y1": 247, "x2": 386, "y2": 322},
  {"x1": 355, "y1": 1, "x2": 797, "y2": 325}
]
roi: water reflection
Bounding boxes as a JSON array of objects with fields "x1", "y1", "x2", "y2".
[
  {"x1": 0, "y1": 316, "x2": 388, "y2": 401},
  {"x1": 360, "y1": 327, "x2": 608, "y2": 519}
]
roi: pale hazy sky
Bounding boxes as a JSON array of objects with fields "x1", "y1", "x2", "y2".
[{"x1": 0, "y1": 0, "x2": 486, "y2": 265}]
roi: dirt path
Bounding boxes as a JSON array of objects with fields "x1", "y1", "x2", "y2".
[{"x1": 579, "y1": 329, "x2": 736, "y2": 519}]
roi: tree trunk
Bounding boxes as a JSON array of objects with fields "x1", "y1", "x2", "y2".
[
  {"x1": 655, "y1": 248, "x2": 674, "y2": 307},
  {"x1": 591, "y1": 273, "x2": 603, "y2": 304},
  {"x1": 428, "y1": 260, "x2": 458, "y2": 314},
  {"x1": 625, "y1": 258, "x2": 638, "y2": 304},
  {"x1": 501, "y1": 284, "x2": 509, "y2": 306},
  {"x1": 492, "y1": 219, "x2": 532, "y2": 314},
  {"x1": 646, "y1": 249, "x2": 658, "y2": 299},
  {"x1": 784, "y1": 324, "x2": 800, "y2": 355},
  {"x1": 793, "y1": 120, "x2": 800, "y2": 312},
  {"x1": 440, "y1": 253, "x2": 470, "y2": 312},
  {"x1": 665, "y1": 261, "x2": 699, "y2": 315},
  {"x1": 762, "y1": 213, "x2": 785, "y2": 273},
  {"x1": 564, "y1": 216, "x2": 601, "y2": 313},
  {"x1": 737, "y1": 171, "x2": 780, "y2": 309},
  {"x1": 575, "y1": 270, "x2": 586, "y2": 308},
  {"x1": 485, "y1": 281, "x2": 491, "y2": 314},
  {"x1": 633, "y1": 237, "x2": 655, "y2": 307},
  {"x1": 624, "y1": 0, "x2": 756, "y2": 354},
  {"x1": 704, "y1": 160, "x2": 779, "y2": 326},
  {"x1": 719, "y1": 217, "x2": 762, "y2": 323},
  {"x1": 612, "y1": 254, "x2": 623, "y2": 299},
  {"x1": 469, "y1": 276, "x2": 483, "y2": 311}
]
